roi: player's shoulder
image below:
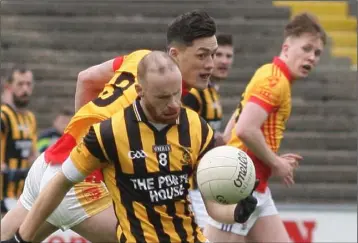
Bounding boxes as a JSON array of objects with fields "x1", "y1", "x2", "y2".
[
  {"x1": 116, "y1": 49, "x2": 152, "y2": 74},
  {"x1": 96, "y1": 108, "x2": 125, "y2": 131},
  {"x1": 26, "y1": 110, "x2": 37, "y2": 119},
  {"x1": 251, "y1": 62, "x2": 288, "y2": 88},
  {"x1": 1, "y1": 103, "x2": 12, "y2": 115},
  {"x1": 182, "y1": 106, "x2": 207, "y2": 126},
  {"x1": 123, "y1": 49, "x2": 152, "y2": 63}
]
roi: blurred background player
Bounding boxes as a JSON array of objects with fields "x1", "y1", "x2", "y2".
[
  {"x1": 183, "y1": 34, "x2": 234, "y2": 147},
  {"x1": 204, "y1": 13, "x2": 326, "y2": 243},
  {"x1": 183, "y1": 33, "x2": 235, "y2": 229},
  {"x1": 0, "y1": 65, "x2": 37, "y2": 216},
  {"x1": 37, "y1": 108, "x2": 73, "y2": 153}
]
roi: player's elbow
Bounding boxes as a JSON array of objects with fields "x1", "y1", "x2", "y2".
[
  {"x1": 236, "y1": 124, "x2": 252, "y2": 141},
  {"x1": 77, "y1": 69, "x2": 90, "y2": 86}
]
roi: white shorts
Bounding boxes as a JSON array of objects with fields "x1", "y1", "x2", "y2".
[
  {"x1": 19, "y1": 153, "x2": 112, "y2": 231},
  {"x1": 189, "y1": 189, "x2": 209, "y2": 228},
  {"x1": 3, "y1": 198, "x2": 18, "y2": 211},
  {"x1": 207, "y1": 187, "x2": 278, "y2": 236}
]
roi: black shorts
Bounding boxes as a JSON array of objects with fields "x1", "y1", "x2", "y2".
[{"x1": 1, "y1": 200, "x2": 8, "y2": 214}]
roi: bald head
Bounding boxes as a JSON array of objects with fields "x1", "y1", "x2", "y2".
[
  {"x1": 135, "y1": 51, "x2": 183, "y2": 124},
  {"x1": 137, "y1": 51, "x2": 181, "y2": 85}
]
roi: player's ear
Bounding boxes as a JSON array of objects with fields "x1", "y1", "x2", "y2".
[
  {"x1": 281, "y1": 38, "x2": 291, "y2": 58},
  {"x1": 135, "y1": 83, "x2": 144, "y2": 98},
  {"x1": 168, "y1": 47, "x2": 179, "y2": 59},
  {"x1": 282, "y1": 43, "x2": 289, "y2": 58},
  {"x1": 3, "y1": 82, "x2": 12, "y2": 92}
]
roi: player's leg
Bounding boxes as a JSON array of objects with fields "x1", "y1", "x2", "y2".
[
  {"x1": 189, "y1": 189, "x2": 210, "y2": 229},
  {"x1": 71, "y1": 205, "x2": 118, "y2": 242},
  {"x1": 41, "y1": 164, "x2": 117, "y2": 242},
  {"x1": 1, "y1": 152, "x2": 59, "y2": 241},
  {"x1": 245, "y1": 188, "x2": 289, "y2": 243},
  {"x1": 1, "y1": 201, "x2": 27, "y2": 240},
  {"x1": 1, "y1": 201, "x2": 58, "y2": 241},
  {"x1": 204, "y1": 189, "x2": 268, "y2": 243},
  {"x1": 245, "y1": 215, "x2": 289, "y2": 243},
  {"x1": 1, "y1": 152, "x2": 45, "y2": 238},
  {"x1": 204, "y1": 224, "x2": 246, "y2": 243}
]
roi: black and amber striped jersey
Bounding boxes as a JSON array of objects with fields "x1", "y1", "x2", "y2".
[
  {"x1": 1, "y1": 104, "x2": 37, "y2": 199},
  {"x1": 70, "y1": 99, "x2": 215, "y2": 243},
  {"x1": 182, "y1": 83, "x2": 223, "y2": 132}
]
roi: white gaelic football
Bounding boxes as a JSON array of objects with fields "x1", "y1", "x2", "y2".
[{"x1": 196, "y1": 146, "x2": 256, "y2": 205}]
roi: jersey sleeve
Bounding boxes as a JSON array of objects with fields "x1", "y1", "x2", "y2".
[
  {"x1": 112, "y1": 56, "x2": 124, "y2": 71},
  {"x1": 247, "y1": 77, "x2": 285, "y2": 113},
  {"x1": 69, "y1": 124, "x2": 108, "y2": 177},
  {"x1": 182, "y1": 91, "x2": 201, "y2": 113},
  {"x1": 198, "y1": 116, "x2": 215, "y2": 161}
]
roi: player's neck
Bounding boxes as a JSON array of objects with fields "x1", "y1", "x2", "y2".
[
  {"x1": 277, "y1": 54, "x2": 296, "y2": 82},
  {"x1": 139, "y1": 99, "x2": 164, "y2": 125},
  {"x1": 210, "y1": 75, "x2": 220, "y2": 83},
  {"x1": 4, "y1": 99, "x2": 28, "y2": 113},
  {"x1": 2, "y1": 93, "x2": 22, "y2": 112},
  {"x1": 209, "y1": 76, "x2": 221, "y2": 90}
]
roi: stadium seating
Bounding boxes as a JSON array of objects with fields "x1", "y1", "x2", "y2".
[{"x1": 1, "y1": 0, "x2": 356, "y2": 203}]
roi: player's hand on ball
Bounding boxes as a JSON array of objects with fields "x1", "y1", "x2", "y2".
[{"x1": 234, "y1": 179, "x2": 259, "y2": 223}]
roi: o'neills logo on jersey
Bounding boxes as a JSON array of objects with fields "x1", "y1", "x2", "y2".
[{"x1": 152, "y1": 144, "x2": 172, "y2": 153}]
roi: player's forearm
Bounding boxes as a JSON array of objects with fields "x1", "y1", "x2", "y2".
[
  {"x1": 223, "y1": 112, "x2": 236, "y2": 143},
  {"x1": 18, "y1": 172, "x2": 73, "y2": 241},
  {"x1": 75, "y1": 59, "x2": 115, "y2": 111},
  {"x1": 75, "y1": 71, "x2": 102, "y2": 111},
  {"x1": 237, "y1": 128, "x2": 278, "y2": 168},
  {"x1": 204, "y1": 200, "x2": 237, "y2": 224}
]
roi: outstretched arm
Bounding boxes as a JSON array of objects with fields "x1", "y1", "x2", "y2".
[{"x1": 18, "y1": 172, "x2": 74, "y2": 241}]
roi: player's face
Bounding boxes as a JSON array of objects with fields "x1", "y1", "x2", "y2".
[
  {"x1": 172, "y1": 36, "x2": 218, "y2": 90},
  {"x1": 212, "y1": 45, "x2": 234, "y2": 80},
  {"x1": 141, "y1": 70, "x2": 182, "y2": 124},
  {"x1": 284, "y1": 33, "x2": 324, "y2": 79},
  {"x1": 9, "y1": 71, "x2": 34, "y2": 108}
]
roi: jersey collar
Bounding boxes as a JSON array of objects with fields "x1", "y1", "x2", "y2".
[
  {"x1": 273, "y1": 57, "x2": 292, "y2": 82},
  {"x1": 181, "y1": 81, "x2": 190, "y2": 97}
]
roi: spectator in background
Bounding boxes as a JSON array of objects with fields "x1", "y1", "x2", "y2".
[
  {"x1": 37, "y1": 108, "x2": 73, "y2": 153},
  {"x1": 1, "y1": 64, "x2": 37, "y2": 215}
]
